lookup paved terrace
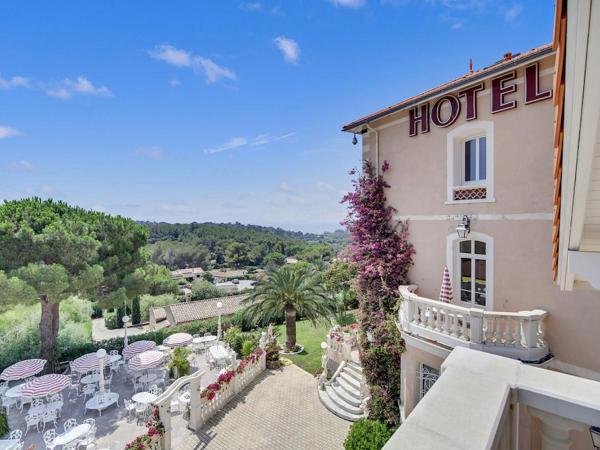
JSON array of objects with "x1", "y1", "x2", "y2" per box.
[{"x1": 174, "y1": 364, "x2": 350, "y2": 450}]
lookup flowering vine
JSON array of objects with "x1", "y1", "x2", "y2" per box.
[
  {"x1": 341, "y1": 161, "x2": 414, "y2": 425},
  {"x1": 125, "y1": 406, "x2": 165, "y2": 450}
]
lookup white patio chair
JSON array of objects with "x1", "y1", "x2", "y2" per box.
[
  {"x1": 0, "y1": 380, "x2": 8, "y2": 396},
  {"x1": 63, "y1": 417, "x2": 78, "y2": 433},
  {"x1": 134, "y1": 402, "x2": 148, "y2": 424},
  {"x1": 40, "y1": 409, "x2": 58, "y2": 432},
  {"x1": 148, "y1": 384, "x2": 162, "y2": 396},
  {"x1": 131, "y1": 377, "x2": 142, "y2": 393},
  {"x1": 30, "y1": 397, "x2": 44, "y2": 410},
  {"x1": 13, "y1": 442, "x2": 24, "y2": 450},
  {"x1": 19, "y1": 396, "x2": 32, "y2": 413},
  {"x1": 123, "y1": 399, "x2": 136, "y2": 422},
  {"x1": 43, "y1": 429, "x2": 57, "y2": 450},
  {"x1": 105, "y1": 373, "x2": 113, "y2": 391},
  {"x1": 9, "y1": 429, "x2": 23, "y2": 441},
  {"x1": 63, "y1": 442, "x2": 78, "y2": 450},
  {"x1": 82, "y1": 383, "x2": 96, "y2": 399},
  {"x1": 24, "y1": 412, "x2": 41, "y2": 435},
  {"x1": 1, "y1": 393, "x2": 18, "y2": 414},
  {"x1": 83, "y1": 418, "x2": 96, "y2": 431},
  {"x1": 77, "y1": 426, "x2": 97, "y2": 449}
]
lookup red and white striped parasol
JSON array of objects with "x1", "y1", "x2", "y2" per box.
[
  {"x1": 128, "y1": 350, "x2": 164, "y2": 370},
  {"x1": 71, "y1": 352, "x2": 110, "y2": 373},
  {"x1": 439, "y1": 266, "x2": 453, "y2": 303},
  {"x1": 21, "y1": 374, "x2": 70, "y2": 398},
  {"x1": 163, "y1": 333, "x2": 192, "y2": 348},
  {"x1": 0, "y1": 359, "x2": 46, "y2": 381},
  {"x1": 123, "y1": 340, "x2": 157, "y2": 360}
]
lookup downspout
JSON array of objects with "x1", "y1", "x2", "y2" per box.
[{"x1": 366, "y1": 124, "x2": 379, "y2": 176}]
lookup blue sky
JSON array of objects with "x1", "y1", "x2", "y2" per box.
[{"x1": 0, "y1": 0, "x2": 553, "y2": 232}]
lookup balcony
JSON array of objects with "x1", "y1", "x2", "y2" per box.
[{"x1": 398, "y1": 286, "x2": 550, "y2": 363}]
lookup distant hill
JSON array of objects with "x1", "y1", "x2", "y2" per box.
[{"x1": 139, "y1": 221, "x2": 349, "y2": 270}]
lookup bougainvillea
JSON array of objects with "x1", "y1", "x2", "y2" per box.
[
  {"x1": 341, "y1": 161, "x2": 414, "y2": 425},
  {"x1": 125, "y1": 406, "x2": 165, "y2": 449}
]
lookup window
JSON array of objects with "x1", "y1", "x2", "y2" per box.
[
  {"x1": 447, "y1": 232, "x2": 494, "y2": 310},
  {"x1": 459, "y1": 239, "x2": 487, "y2": 307},
  {"x1": 463, "y1": 136, "x2": 486, "y2": 184},
  {"x1": 419, "y1": 364, "x2": 439, "y2": 401},
  {"x1": 446, "y1": 121, "x2": 494, "y2": 203}
]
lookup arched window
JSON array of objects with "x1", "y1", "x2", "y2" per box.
[{"x1": 446, "y1": 232, "x2": 494, "y2": 309}]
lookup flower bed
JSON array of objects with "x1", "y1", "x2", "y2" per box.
[{"x1": 125, "y1": 406, "x2": 165, "y2": 450}]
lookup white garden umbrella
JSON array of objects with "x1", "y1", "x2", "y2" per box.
[
  {"x1": 122, "y1": 340, "x2": 157, "y2": 360},
  {"x1": 71, "y1": 352, "x2": 110, "y2": 373},
  {"x1": 439, "y1": 266, "x2": 453, "y2": 303},
  {"x1": 21, "y1": 374, "x2": 70, "y2": 398},
  {"x1": 163, "y1": 333, "x2": 192, "y2": 348},
  {"x1": 128, "y1": 350, "x2": 164, "y2": 370},
  {"x1": 0, "y1": 359, "x2": 46, "y2": 381}
]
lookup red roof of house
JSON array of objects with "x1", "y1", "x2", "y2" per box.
[{"x1": 342, "y1": 44, "x2": 554, "y2": 132}]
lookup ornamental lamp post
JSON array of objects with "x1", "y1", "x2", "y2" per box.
[
  {"x1": 456, "y1": 215, "x2": 471, "y2": 239},
  {"x1": 122, "y1": 315, "x2": 130, "y2": 348},
  {"x1": 217, "y1": 301, "x2": 223, "y2": 340},
  {"x1": 96, "y1": 348, "x2": 107, "y2": 395}
]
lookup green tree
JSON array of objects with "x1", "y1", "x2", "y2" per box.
[
  {"x1": 263, "y1": 252, "x2": 286, "y2": 269},
  {"x1": 242, "y1": 267, "x2": 333, "y2": 351},
  {"x1": 0, "y1": 198, "x2": 147, "y2": 363},
  {"x1": 191, "y1": 279, "x2": 224, "y2": 301},
  {"x1": 322, "y1": 261, "x2": 358, "y2": 323},
  {"x1": 131, "y1": 297, "x2": 141, "y2": 325},
  {"x1": 225, "y1": 242, "x2": 250, "y2": 268}
]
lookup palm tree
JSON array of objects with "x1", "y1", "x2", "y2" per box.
[{"x1": 242, "y1": 266, "x2": 333, "y2": 351}]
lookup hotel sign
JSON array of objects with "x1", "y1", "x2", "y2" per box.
[{"x1": 408, "y1": 62, "x2": 552, "y2": 136}]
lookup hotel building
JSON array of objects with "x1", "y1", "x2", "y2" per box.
[{"x1": 342, "y1": 1, "x2": 600, "y2": 448}]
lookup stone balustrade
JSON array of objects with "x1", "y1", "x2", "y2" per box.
[
  {"x1": 196, "y1": 351, "x2": 266, "y2": 428},
  {"x1": 398, "y1": 286, "x2": 549, "y2": 362}
]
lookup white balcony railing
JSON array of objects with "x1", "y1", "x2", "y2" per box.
[{"x1": 398, "y1": 286, "x2": 549, "y2": 362}]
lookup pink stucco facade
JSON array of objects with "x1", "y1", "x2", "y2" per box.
[{"x1": 358, "y1": 52, "x2": 600, "y2": 382}]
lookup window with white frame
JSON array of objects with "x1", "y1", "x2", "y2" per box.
[
  {"x1": 447, "y1": 232, "x2": 494, "y2": 310},
  {"x1": 458, "y1": 239, "x2": 488, "y2": 307},
  {"x1": 446, "y1": 121, "x2": 494, "y2": 203},
  {"x1": 419, "y1": 364, "x2": 439, "y2": 401}
]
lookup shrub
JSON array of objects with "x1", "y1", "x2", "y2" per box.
[
  {"x1": 344, "y1": 419, "x2": 395, "y2": 450},
  {"x1": 224, "y1": 326, "x2": 244, "y2": 354},
  {"x1": 139, "y1": 294, "x2": 178, "y2": 322},
  {"x1": 240, "y1": 340, "x2": 257, "y2": 357},
  {"x1": 265, "y1": 342, "x2": 280, "y2": 362},
  {"x1": 168, "y1": 347, "x2": 191, "y2": 379},
  {"x1": 0, "y1": 411, "x2": 8, "y2": 436},
  {"x1": 104, "y1": 312, "x2": 118, "y2": 330},
  {"x1": 131, "y1": 297, "x2": 141, "y2": 325},
  {"x1": 191, "y1": 280, "x2": 224, "y2": 301}
]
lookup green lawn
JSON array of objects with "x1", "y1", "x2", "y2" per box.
[{"x1": 275, "y1": 320, "x2": 330, "y2": 375}]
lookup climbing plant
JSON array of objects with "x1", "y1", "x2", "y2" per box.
[{"x1": 341, "y1": 161, "x2": 414, "y2": 426}]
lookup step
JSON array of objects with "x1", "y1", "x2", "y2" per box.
[
  {"x1": 325, "y1": 385, "x2": 363, "y2": 415},
  {"x1": 343, "y1": 365, "x2": 364, "y2": 382},
  {"x1": 318, "y1": 388, "x2": 364, "y2": 422},
  {"x1": 334, "y1": 377, "x2": 361, "y2": 400},
  {"x1": 339, "y1": 371, "x2": 361, "y2": 390},
  {"x1": 347, "y1": 361, "x2": 363, "y2": 373}
]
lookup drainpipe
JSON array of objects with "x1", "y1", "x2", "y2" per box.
[{"x1": 366, "y1": 124, "x2": 379, "y2": 176}]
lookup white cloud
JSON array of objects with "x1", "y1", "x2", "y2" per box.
[
  {"x1": 0, "y1": 75, "x2": 30, "y2": 90},
  {"x1": 329, "y1": 0, "x2": 365, "y2": 8},
  {"x1": 503, "y1": 3, "x2": 523, "y2": 22},
  {"x1": 0, "y1": 125, "x2": 21, "y2": 139},
  {"x1": 169, "y1": 79, "x2": 182, "y2": 87},
  {"x1": 148, "y1": 44, "x2": 192, "y2": 67},
  {"x1": 274, "y1": 37, "x2": 300, "y2": 64},
  {"x1": 204, "y1": 132, "x2": 296, "y2": 155},
  {"x1": 134, "y1": 147, "x2": 167, "y2": 160},
  {"x1": 149, "y1": 44, "x2": 237, "y2": 84},
  {"x1": 46, "y1": 77, "x2": 111, "y2": 100},
  {"x1": 8, "y1": 160, "x2": 36, "y2": 172},
  {"x1": 239, "y1": 2, "x2": 262, "y2": 11},
  {"x1": 194, "y1": 57, "x2": 237, "y2": 84}
]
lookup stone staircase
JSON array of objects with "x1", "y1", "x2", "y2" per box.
[{"x1": 318, "y1": 361, "x2": 366, "y2": 422}]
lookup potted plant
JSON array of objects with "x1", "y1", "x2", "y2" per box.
[
  {"x1": 168, "y1": 347, "x2": 191, "y2": 380},
  {"x1": 265, "y1": 342, "x2": 281, "y2": 370}
]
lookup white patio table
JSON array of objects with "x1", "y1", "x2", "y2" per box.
[
  {"x1": 156, "y1": 345, "x2": 170, "y2": 352},
  {"x1": 53, "y1": 423, "x2": 91, "y2": 446},
  {"x1": 109, "y1": 354, "x2": 122, "y2": 364},
  {"x1": 80, "y1": 373, "x2": 101, "y2": 385},
  {"x1": 132, "y1": 392, "x2": 157, "y2": 405},
  {"x1": 0, "y1": 440, "x2": 19, "y2": 450},
  {"x1": 4, "y1": 384, "x2": 24, "y2": 399},
  {"x1": 85, "y1": 392, "x2": 119, "y2": 416},
  {"x1": 208, "y1": 345, "x2": 229, "y2": 361},
  {"x1": 192, "y1": 336, "x2": 217, "y2": 345}
]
